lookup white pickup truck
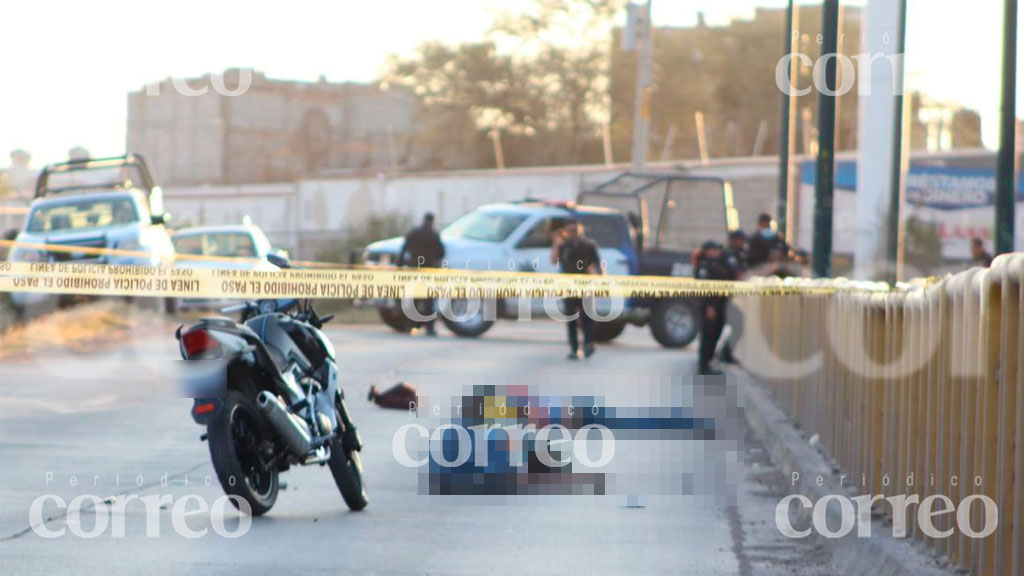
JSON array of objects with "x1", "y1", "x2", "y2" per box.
[
  {"x1": 7, "y1": 155, "x2": 176, "y2": 316},
  {"x1": 362, "y1": 200, "x2": 639, "y2": 341},
  {"x1": 363, "y1": 173, "x2": 738, "y2": 348}
]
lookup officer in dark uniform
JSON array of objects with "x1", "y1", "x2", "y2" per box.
[
  {"x1": 551, "y1": 219, "x2": 602, "y2": 359},
  {"x1": 748, "y1": 213, "x2": 781, "y2": 268},
  {"x1": 695, "y1": 240, "x2": 738, "y2": 375},
  {"x1": 725, "y1": 230, "x2": 749, "y2": 273},
  {"x1": 720, "y1": 231, "x2": 748, "y2": 364},
  {"x1": 399, "y1": 212, "x2": 446, "y2": 336}
]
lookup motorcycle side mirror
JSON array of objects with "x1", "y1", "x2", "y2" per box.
[{"x1": 267, "y1": 252, "x2": 291, "y2": 269}]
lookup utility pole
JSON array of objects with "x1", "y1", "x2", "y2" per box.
[
  {"x1": 886, "y1": 0, "x2": 908, "y2": 282},
  {"x1": 777, "y1": 0, "x2": 799, "y2": 242},
  {"x1": 602, "y1": 118, "x2": 615, "y2": 166},
  {"x1": 489, "y1": 130, "x2": 505, "y2": 171},
  {"x1": 626, "y1": 1, "x2": 653, "y2": 172},
  {"x1": 996, "y1": 0, "x2": 1018, "y2": 255},
  {"x1": 695, "y1": 111, "x2": 709, "y2": 165},
  {"x1": 812, "y1": 0, "x2": 840, "y2": 278}
]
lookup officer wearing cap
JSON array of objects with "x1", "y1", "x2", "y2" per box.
[
  {"x1": 725, "y1": 230, "x2": 749, "y2": 273},
  {"x1": 551, "y1": 218, "x2": 602, "y2": 360},
  {"x1": 695, "y1": 240, "x2": 738, "y2": 375}
]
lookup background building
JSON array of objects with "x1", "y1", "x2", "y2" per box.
[{"x1": 127, "y1": 69, "x2": 419, "y2": 186}]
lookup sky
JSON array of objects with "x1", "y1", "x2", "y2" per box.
[{"x1": 0, "y1": 0, "x2": 1014, "y2": 167}]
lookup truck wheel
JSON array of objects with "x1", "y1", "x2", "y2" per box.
[
  {"x1": 649, "y1": 299, "x2": 698, "y2": 349},
  {"x1": 378, "y1": 305, "x2": 413, "y2": 333},
  {"x1": 441, "y1": 299, "x2": 494, "y2": 338},
  {"x1": 594, "y1": 319, "x2": 627, "y2": 343}
]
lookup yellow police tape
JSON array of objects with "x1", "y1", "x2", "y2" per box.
[
  {"x1": 0, "y1": 238, "x2": 868, "y2": 299},
  {"x1": 0, "y1": 239, "x2": 339, "y2": 269},
  {"x1": 0, "y1": 260, "x2": 844, "y2": 300}
]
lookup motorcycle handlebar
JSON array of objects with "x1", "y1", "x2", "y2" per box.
[{"x1": 220, "y1": 299, "x2": 329, "y2": 326}]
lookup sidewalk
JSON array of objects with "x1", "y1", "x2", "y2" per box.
[{"x1": 733, "y1": 367, "x2": 956, "y2": 576}]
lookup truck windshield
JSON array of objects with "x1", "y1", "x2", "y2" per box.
[
  {"x1": 443, "y1": 211, "x2": 528, "y2": 243},
  {"x1": 27, "y1": 198, "x2": 139, "y2": 233}
]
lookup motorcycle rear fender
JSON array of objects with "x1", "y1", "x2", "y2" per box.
[
  {"x1": 190, "y1": 397, "x2": 224, "y2": 425},
  {"x1": 178, "y1": 319, "x2": 291, "y2": 421},
  {"x1": 182, "y1": 319, "x2": 286, "y2": 374}
]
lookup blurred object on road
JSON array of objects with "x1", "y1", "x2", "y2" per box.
[{"x1": 368, "y1": 382, "x2": 418, "y2": 411}]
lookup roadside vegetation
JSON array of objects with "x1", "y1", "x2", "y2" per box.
[
  {"x1": 313, "y1": 212, "x2": 411, "y2": 316},
  {"x1": 0, "y1": 300, "x2": 152, "y2": 359}
]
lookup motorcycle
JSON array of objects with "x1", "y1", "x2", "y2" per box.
[{"x1": 175, "y1": 262, "x2": 367, "y2": 515}]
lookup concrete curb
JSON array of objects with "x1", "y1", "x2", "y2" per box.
[{"x1": 734, "y1": 368, "x2": 958, "y2": 576}]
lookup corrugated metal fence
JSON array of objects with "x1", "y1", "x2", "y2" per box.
[{"x1": 735, "y1": 254, "x2": 1022, "y2": 576}]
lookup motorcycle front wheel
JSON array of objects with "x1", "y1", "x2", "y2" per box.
[
  {"x1": 207, "y1": 390, "x2": 279, "y2": 516},
  {"x1": 328, "y1": 408, "x2": 368, "y2": 511}
]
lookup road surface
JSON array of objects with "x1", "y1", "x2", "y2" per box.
[{"x1": 0, "y1": 313, "x2": 833, "y2": 575}]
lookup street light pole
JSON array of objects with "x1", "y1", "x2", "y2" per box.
[
  {"x1": 996, "y1": 0, "x2": 1018, "y2": 255},
  {"x1": 886, "y1": 0, "x2": 909, "y2": 282},
  {"x1": 631, "y1": 1, "x2": 653, "y2": 172},
  {"x1": 812, "y1": 0, "x2": 840, "y2": 278},
  {"x1": 777, "y1": 0, "x2": 799, "y2": 242}
]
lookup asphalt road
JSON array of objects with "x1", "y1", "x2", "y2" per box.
[{"x1": 0, "y1": 313, "x2": 833, "y2": 575}]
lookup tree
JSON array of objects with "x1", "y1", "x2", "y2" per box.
[
  {"x1": 491, "y1": 0, "x2": 625, "y2": 163},
  {"x1": 386, "y1": 42, "x2": 530, "y2": 169},
  {"x1": 388, "y1": 2, "x2": 868, "y2": 170},
  {"x1": 385, "y1": 0, "x2": 625, "y2": 169},
  {"x1": 610, "y1": 5, "x2": 862, "y2": 163},
  {"x1": 903, "y1": 216, "x2": 944, "y2": 276}
]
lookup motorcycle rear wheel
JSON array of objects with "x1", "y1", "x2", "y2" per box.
[{"x1": 207, "y1": 390, "x2": 279, "y2": 516}]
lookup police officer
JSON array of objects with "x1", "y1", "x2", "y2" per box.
[
  {"x1": 399, "y1": 212, "x2": 446, "y2": 336},
  {"x1": 725, "y1": 230, "x2": 749, "y2": 273},
  {"x1": 969, "y1": 237, "x2": 993, "y2": 268},
  {"x1": 695, "y1": 240, "x2": 738, "y2": 375},
  {"x1": 720, "y1": 231, "x2": 748, "y2": 364},
  {"x1": 551, "y1": 219, "x2": 602, "y2": 360},
  {"x1": 748, "y1": 213, "x2": 781, "y2": 268}
]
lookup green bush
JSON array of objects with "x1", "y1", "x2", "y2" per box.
[
  {"x1": 314, "y1": 212, "x2": 412, "y2": 265},
  {"x1": 312, "y1": 212, "x2": 412, "y2": 314}
]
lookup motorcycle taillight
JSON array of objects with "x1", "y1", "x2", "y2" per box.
[{"x1": 182, "y1": 329, "x2": 221, "y2": 358}]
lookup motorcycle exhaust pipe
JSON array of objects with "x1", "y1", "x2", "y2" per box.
[{"x1": 257, "y1": 391, "x2": 312, "y2": 456}]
